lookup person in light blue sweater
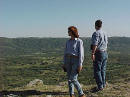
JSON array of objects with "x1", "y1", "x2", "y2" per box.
[
  {"x1": 91, "y1": 20, "x2": 108, "y2": 91},
  {"x1": 62, "y1": 26, "x2": 85, "y2": 97}
]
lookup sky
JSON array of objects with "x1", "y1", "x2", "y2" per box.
[{"x1": 0, "y1": 0, "x2": 130, "y2": 38}]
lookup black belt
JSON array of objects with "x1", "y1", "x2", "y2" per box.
[
  {"x1": 96, "y1": 49, "x2": 106, "y2": 52},
  {"x1": 65, "y1": 54, "x2": 79, "y2": 58}
]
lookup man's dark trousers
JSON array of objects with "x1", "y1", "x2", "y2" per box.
[{"x1": 93, "y1": 51, "x2": 108, "y2": 89}]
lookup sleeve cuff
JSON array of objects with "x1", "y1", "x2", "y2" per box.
[
  {"x1": 78, "y1": 63, "x2": 82, "y2": 66},
  {"x1": 92, "y1": 42, "x2": 98, "y2": 46}
]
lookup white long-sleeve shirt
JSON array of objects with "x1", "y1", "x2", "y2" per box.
[{"x1": 64, "y1": 38, "x2": 84, "y2": 66}]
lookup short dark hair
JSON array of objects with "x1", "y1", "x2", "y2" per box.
[
  {"x1": 68, "y1": 26, "x2": 79, "y2": 38},
  {"x1": 95, "y1": 20, "x2": 102, "y2": 27}
]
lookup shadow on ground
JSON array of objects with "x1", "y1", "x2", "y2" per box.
[{"x1": 0, "y1": 90, "x2": 69, "y2": 96}]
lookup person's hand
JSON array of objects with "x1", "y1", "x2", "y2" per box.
[
  {"x1": 77, "y1": 65, "x2": 82, "y2": 73},
  {"x1": 91, "y1": 54, "x2": 95, "y2": 61},
  {"x1": 62, "y1": 64, "x2": 67, "y2": 72},
  {"x1": 62, "y1": 64, "x2": 65, "y2": 68}
]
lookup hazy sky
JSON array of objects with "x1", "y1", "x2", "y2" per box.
[{"x1": 0, "y1": 0, "x2": 130, "y2": 38}]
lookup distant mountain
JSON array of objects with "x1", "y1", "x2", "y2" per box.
[{"x1": 0, "y1": 37, "x2": 130, "y2": 57}]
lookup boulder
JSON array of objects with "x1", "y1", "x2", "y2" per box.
[
  {"x1": 26, "y1": 79, "x2": 43, "y2": 87},
  {"x1": 59, "y1": 81, "x2": 68, "y2": 86}
]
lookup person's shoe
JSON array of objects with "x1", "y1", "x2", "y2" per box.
[
  {"x1": 70, "y1": 94, "x2": 75, "y2": 97},
  {"x1": 103, "y1": 85, "x2": 106, "y2": 88},
  {"x1": 98, "y1": 87, "x2": 104, "y2": 91},
  {"x1": 79, "y1": 94, "x2": 85, "y2": 97},
  {"x1": 103, "y1": 82, "x2": 108, "y2": 88}
]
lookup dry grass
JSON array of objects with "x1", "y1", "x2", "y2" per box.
[{"x1": 2, "y1": 80, "x2": 130, "y2": 97}]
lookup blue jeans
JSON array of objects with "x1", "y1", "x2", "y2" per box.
[
  {"x1": 65, "y1": 56, "x2": 84, "y2": 96},
  {"x1": 93, "y1": 51, "x2": 108, "y2": 89}
]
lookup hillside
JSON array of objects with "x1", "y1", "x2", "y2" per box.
[
  {"x1": 0, "y1": 37, "x2": 130, "y2": 56},
  {"x1": 0, "y1": 37, "x2": 130, "y2": 97}
]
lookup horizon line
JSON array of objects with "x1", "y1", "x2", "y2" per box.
[{"x1": 0, "y1": 36, "x2": 130, "y2": 39}]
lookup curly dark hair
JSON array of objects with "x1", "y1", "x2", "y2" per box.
[{"x1": 68, "y1": 26, "x2": 79, "y2": 38}]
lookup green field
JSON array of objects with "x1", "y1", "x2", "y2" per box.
[{"x1": 0, "y1": 37, "x2": 130, "y2": 97}]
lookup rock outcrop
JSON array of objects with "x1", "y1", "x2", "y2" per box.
[{"x1": 26, "y1": 79, "x2": 43, "y2": 87}]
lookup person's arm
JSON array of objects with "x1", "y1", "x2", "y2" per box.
[
  {"x1": 77, "y1": 40, "x2": 84, "y2": 73},
  {"x1": 62, "y1": 42, "x2": 67, "y2": 72},
  {"x1": 91, "y1": 45, "x2": 97, "y2": 61},
  {"x1": 91, "y1": 32, "x2": 99, "y2": 61}
]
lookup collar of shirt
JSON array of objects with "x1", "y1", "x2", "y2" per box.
[
  {"x1": 96, "y1": 29, "x2": 102, "y2": 33},
  {"x1": 75, "y1": 38, "x2": 78, "y2": 40},
  {"x1": 69, "y1": 38, "x2": 78, "y2": 41}
]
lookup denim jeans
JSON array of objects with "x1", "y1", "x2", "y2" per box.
[
  {"x1": 65, "y1": 56, "x2": 84, "y2": 96},
  {"x1": 93, "y1": 51, "x2": 108, "y2": 89}
]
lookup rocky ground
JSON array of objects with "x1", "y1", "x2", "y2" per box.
[{"x1": 1, "y1": 79, "x2": 130, "y2": 97}]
